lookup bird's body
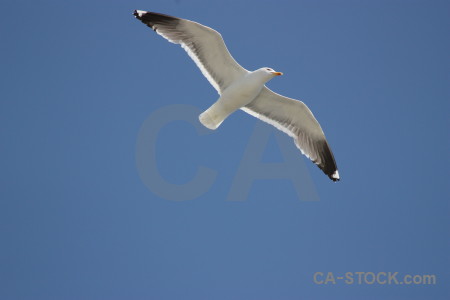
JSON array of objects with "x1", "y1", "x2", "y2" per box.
[
  {"x1": 200, "y1": 69, "x2": 277, "y2": 129},
  {"x1": 133, "y1": 10, "x2": 340, "y2": 181}
]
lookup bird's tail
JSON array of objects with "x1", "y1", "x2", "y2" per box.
[
  {"x1": 199, "y1": 104, "x2": 227, "y2": 130},
  {"x1": 199, "y1": 110, "x2": 221, "y2": 130}
]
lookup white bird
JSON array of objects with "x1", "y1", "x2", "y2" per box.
[{"x1": 133, "y1": 10, "x2": 340, "y2": 181}]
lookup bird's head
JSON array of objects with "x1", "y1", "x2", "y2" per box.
[
  {"x1": 260, "y1": 67, "x2": 283, "y2": 77},
  {"x1": 250, "y1": 67, "x2": 283, "y2": 84}
]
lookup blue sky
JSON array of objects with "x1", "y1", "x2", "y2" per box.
[{"x1": 1, "y1": 0, "x2": 449, "y2": 299}]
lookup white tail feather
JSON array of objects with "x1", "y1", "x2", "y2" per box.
[
  {"x1": 199, "y1": 103, "x2": 230, "y2": 130},
  {"x1": 199, "y1": 111, "x2": 220, "y2": 130}
]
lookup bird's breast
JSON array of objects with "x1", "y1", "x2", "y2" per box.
[{"x1": 221, "y1": 78, "x2": 264, "y2": 108}]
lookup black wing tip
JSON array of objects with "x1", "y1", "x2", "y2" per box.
[
  {"x1": 329, "y1": 170, "x2": 340, "y2": 182},
  {"x1": 315, "y1": 140, "x2": 340, "y2": 182},
  {"x1": 133, "y1": 9, "x2": 144, "y2": 19},
  {"x1": 322, "y1": 166, "x2": 339, "y2": 182},
  {"x1": 133, "y1": 10, "x2": 180, "y2": 23}
]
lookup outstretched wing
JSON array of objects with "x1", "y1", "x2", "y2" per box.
[
  {"x1": 133, "y1": 10, "x2": 248, "y2": 94},
  {"x1": 242, "y1": 87, "x2": 340, "y2": 181}
]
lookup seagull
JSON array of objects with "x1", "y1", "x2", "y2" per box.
[{"x1": 133, "y1": 10, "x2": 340, "y2": 181}]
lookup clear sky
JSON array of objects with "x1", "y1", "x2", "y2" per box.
[{"x1": 1, "y1": 0, "x2": 449, "y2": 299}]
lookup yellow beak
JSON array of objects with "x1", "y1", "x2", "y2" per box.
[{"x1": 272, "y1": 72, "x2": 283, "y2": 76}]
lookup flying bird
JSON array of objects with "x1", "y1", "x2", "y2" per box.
[{"x1": 133, "y1": 10, "x2": 340, "y2": 181}]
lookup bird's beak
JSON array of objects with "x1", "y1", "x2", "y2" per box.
[{"x1": 272, "y1": 71, "x2": 283, "y2": 76}]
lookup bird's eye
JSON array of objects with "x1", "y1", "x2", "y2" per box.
[{"x1": 266, "y1": 68, "x2": 271, "y2": 71}]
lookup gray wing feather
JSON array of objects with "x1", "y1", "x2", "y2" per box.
[
  {"x1": 134, "y1": 10, "x2": 248, "y2": 94},
  {"x1": 242, "y1": 87, "x2": 340, "y2": 181}
]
